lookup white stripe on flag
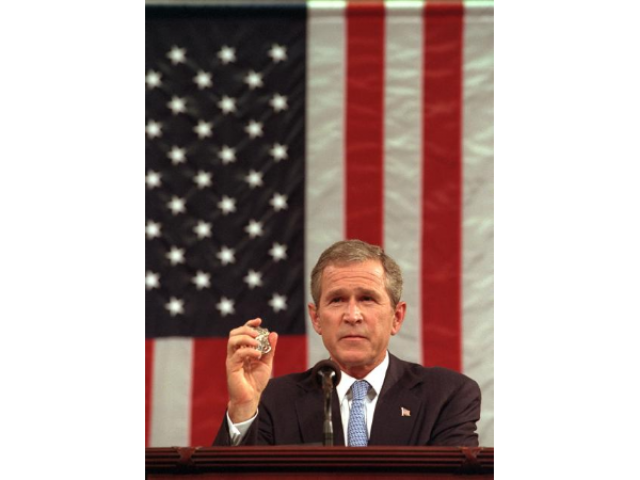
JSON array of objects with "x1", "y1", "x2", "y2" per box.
[
  {"x1": 462, "y1": 2, "x2": 494, "y2": 447},
  {"x1": 306, "y1": 1, "x2": 347, "y2": 366},
  {"x1": 384, "y1": 0, "x2": 425, "y2": 365},
  {"x1": 149, "y1": 338, "x2": 193, "y2": 446}
]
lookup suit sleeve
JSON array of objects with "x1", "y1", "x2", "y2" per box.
[
  {"x1": 213, "y1": 402, "x2": 275, "y2": 447},
  {"x1": 428, "y1": 376, "x2": 481, "y2": 447},
  {"x1": 212, "y1": 411, "x2": 260, "y2": 446}
]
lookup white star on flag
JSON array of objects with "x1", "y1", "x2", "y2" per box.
[
  {"x1": 245, "y1": 120, "x2": 263, "y2": 139},
  {"x1": 269, "y1": 293, "x2": 287, "y2": 312},
  {"x1": 146, "y1": 120, "x2": 162, "y2": 138},
  {"x1": 166, "y1": 297, "x2": 184, "y2": 316},
  {"x1": 194, "y1": 221, "x2": 212, "y2": 239},
  {"x1": 146, "y1": 271, "x2": 160, "y2": 290},
  {"x1": 219, "y1": 146, "x2": 236, "y2": 164},
  {"x1": 245, "y1": 219, "x2": 264, "y2": 238},
  {"x1": 217, "y1": 246, "x2": 236, "y2": 265},
  {"x1": 167, "y1": 146, "x2": 187, "y2": 165},
  {"x1": 193, "y1": 171, "x2": 212, "y2": 188},
  {"x1": 166, "y1": 246, "x2": 185, "y2": 265},
  {"x1": 145, "y1": 171, "x2": 162, "y2": 189},
  {"x1": 245, "y1": 170, "x2": 264, "y2": 189},
  {"x1": 244, "y1": 270, "x2": 263, "y2": 289},
  {"x1": 194, "y1": 121, "x2": 213, "y2": 139},
  {"x1": 269, "y1": 94, "x2": 288, "y2": 112},
  {"x1": 268, "y1": 44, "x2": 287, "y2": 63},
  {"x1": 192, "y1": 271, "x2": 211, "y2": 290},
  {"x1": 244, "y1": 70, "x2": 263, "y2": 90},
  {"x1": 167, "y1": 46, "x2": 186, "y2": 65},
  {"x1": 269, "y1": 193, "x2": 288, "y2": 212},
  {"x1": 216, "y1": 297, "x2": 235, "y2": 316},
  {"x1": 218, "y1": 196, "x2": 236, "y2": 215},
  {"x1": 167, "y1": 96, "x2": 187, "y2": 115},
  {"x1": 146, "y1": 220, "x2": 162, "y2": 239},
  {"x1": 167, "y1": 196, "x2": 186, "y2": 215},
  {"x1": 194, "y1": 70, "x2": 212, "y2": 89},
  {"x1": 269, "y1": 143, "x2": 288, "y2": 161},
  {"x1": 145, "y1": 70, "x2": 162, "y2": 89},
  {"x1": 269, "y1": 243, "x2": 287, "y2": 262},
  {"x1": 217, "y1": 45, "x2": 236, "y2": 64},
  {"x1": 218, "y1": 96, "x2": 236, "y2": 114}
]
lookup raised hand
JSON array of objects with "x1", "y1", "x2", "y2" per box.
[{"x1": 225, "y1": 318, "x2": 278, "y2": 423}]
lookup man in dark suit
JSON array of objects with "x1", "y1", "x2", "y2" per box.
[{"x1": 214, "y1": 240, "x2": 481, "y2": 447}]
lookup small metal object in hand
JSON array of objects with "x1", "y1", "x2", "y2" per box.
[{"x1": 252, "y1": 326, "x2": 271, "y2": 354}]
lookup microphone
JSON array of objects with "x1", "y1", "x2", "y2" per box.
[
  {"x1": 311, "y1": 360, "x2": 341, "y2": 446},
  {"x1": 312, "y1": 359, "x2": 342, "y2": 389}
]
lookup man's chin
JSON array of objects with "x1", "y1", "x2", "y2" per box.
[{"x1": 332, "y1": 351, "x2": 370, "y2": 370}]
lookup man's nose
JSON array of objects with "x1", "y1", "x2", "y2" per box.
[{"x1": 343, "y1": 299, "x2": 363, "y2": 323}]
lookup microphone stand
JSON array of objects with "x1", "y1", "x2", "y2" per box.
[
  {"x1": 313, "y1": 360, "x2": 341, "y2": 447},
  {"x1": 319, "y1": 370, "x2": 335, "y2": 446}
]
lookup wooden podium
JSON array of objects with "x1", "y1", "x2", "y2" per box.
[{"x1": 146, "y1": 446, "x2": 494, "y2": 479}]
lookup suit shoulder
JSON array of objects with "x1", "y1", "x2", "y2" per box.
[
  {"x1": 401, "y1": 361, "x2": 479, "y2": 392},
  {"x1": 420, "y1": 365, "x2": 476, "y2": 382}
]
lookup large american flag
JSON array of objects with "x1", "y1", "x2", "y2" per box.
[{"x1": 146, "y1": 0, "x2": 494, "y2": 448}]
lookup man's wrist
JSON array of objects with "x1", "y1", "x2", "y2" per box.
[{"x1": 227, "y1": 401, "x2": 258, "y2": 423}]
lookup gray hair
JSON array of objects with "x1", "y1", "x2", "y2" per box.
[{"x1": 310, "y1": 239, "x2": 403, "y2": 307}]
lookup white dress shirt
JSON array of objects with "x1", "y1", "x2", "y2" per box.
[
  {"x1": 227, "y1": 351, "x2": 390, "y2": 445},
  {"x1": 335, "y1": 351, "x2": 388, "y2": 442}
]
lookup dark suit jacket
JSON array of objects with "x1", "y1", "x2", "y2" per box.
[{"x1": 213, "y1": 353, "x2": 481, "y2": 447}]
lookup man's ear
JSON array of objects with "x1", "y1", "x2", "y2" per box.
[
  {"x1": 308, "y1": 303, "x2": 322, "y2": 335},
  {"x1": 390, "y1": 301, "x2": 407, "y2": 336}
]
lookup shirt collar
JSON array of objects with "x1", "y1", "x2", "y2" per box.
[{"x1": 335, "y1": 351, "x2": 389, "y2": 402}]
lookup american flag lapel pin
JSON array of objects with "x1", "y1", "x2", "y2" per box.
[{"x1": 401, "y1": 407, "x2": 411, "y2": 417}]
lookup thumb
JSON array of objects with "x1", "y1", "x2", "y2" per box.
[{"x1": 263, "y1": 332, "x2": 278, "y2": 366}]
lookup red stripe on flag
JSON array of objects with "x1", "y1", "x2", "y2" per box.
[
  {"x1": 190, "y1": 338, "x2": 229, "y2": 446},
  {"x1": 421, "y1": 2, "x2": 464, "y2": 371},
  {"x1": 272, "y1": 334, "x2": 308, "y2": 377},
  {"x1": 145, "y1": 339, "x2": 154, "y2": 447},
  {"x1": 345, "y1": 1, "x2": 385, "y2": 245}
]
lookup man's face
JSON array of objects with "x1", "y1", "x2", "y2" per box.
[{"x1": 308, "y1": 260, "x2": 406, "y2": 378}]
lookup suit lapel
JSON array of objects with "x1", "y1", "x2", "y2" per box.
[
  {"x1": 295, "y1": 375, "x2": 345, "y2": 446},
  {"x1": 368, "y1": 353, "x2": 423, "y2": 445}
]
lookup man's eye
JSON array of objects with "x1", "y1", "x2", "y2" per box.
[{"x1": 330, "y1": 298, "x2": 342, "y2": 303}]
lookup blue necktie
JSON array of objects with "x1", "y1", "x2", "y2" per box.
[{"x1": 347, "y1": 380, "x2": 370, "y2": 447}]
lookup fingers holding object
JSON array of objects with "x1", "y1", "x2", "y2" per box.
[
  {"x1": 227, "y1": 318, "x2": 276, "y2": 359},
  {"x1": 228, "y1": 331, "x2": 260, "y2": 354},
  {"x1": 229, "y1": 318, "x2": 263, "y2": 338}
]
